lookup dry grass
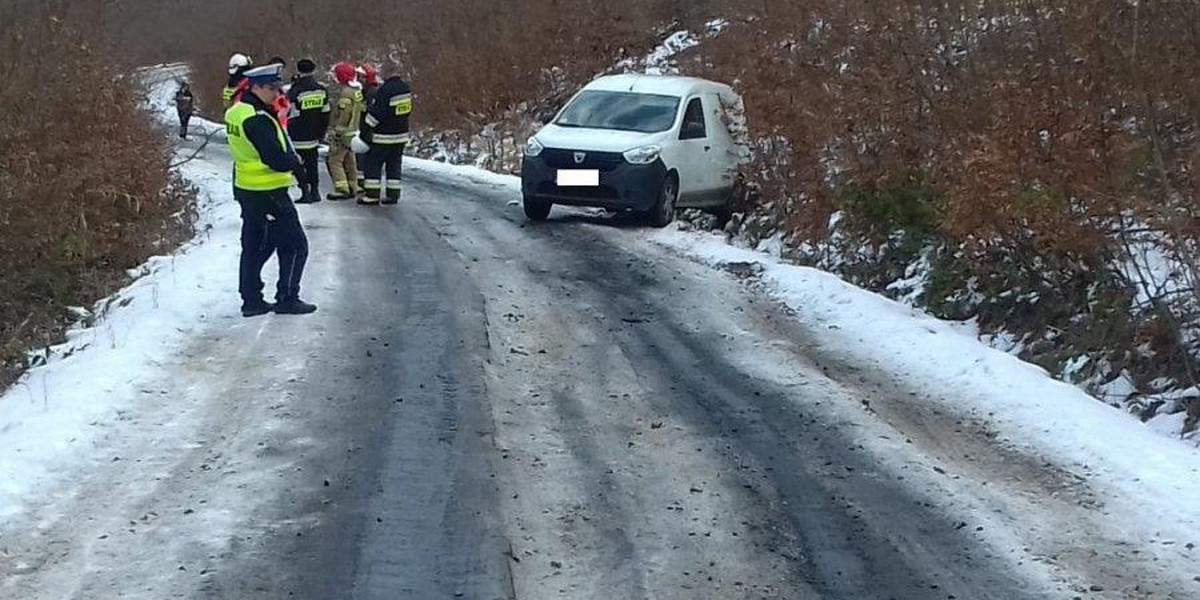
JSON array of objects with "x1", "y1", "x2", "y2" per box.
[
  {"x1": 679, "y1": 1, "x2": 1200, "y2": 411},
  {"x1": 0, "y1": 3, "x2": 191, "y2": 384}
]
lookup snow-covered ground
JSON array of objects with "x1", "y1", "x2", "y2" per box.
[
  {"x1": 651, "y1": 228, "x2": 1200, "y2": 522},
  {"x1": 0, "y1": 65, "x2": 240, "y2": 522},
  {"x1": 614, "y1": 19, "x2": 728, "y2": 75}
]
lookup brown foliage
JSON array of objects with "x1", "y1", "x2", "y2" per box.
[
  {"x1": 99, "y1": 0, "x2": 725, "y2": 128},
  {"x1": 0, "y1": 2, "x2": 189, "y2": 384},
  {"x1": 680, "y1": 1, "x2": 1200, "y2": 392},
  {"x1": 685, "y1": 2, "x2": 1199, "y2": 249}
]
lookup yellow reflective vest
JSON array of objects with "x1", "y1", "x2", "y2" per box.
[{"x1": 225, "y1": 103, "x2": 295, "y2": 191}]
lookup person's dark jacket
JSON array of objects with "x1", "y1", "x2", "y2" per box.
[
  {"x1": 175, "y1": 87, "x2": 195, "y2": 115},
  {"x1": 362, "y1": 76, "x2": 412, "y2": 145},
  {"x1": 286, "y1": 75, "x2": 331, "y2": 149},
  {"x1": 358, "y1": 81, "x2": 379, "y2": 131},
  {"x1": 241, "y1": 92, "x2": 301, "y2": 175}
]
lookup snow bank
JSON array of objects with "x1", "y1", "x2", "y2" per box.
[
  {"x1": 408, "y1": 156, "x2": 522, "y2": 191},
  {"x1": 0, "y1": 67, "x2": 241, "y2": 522},
  {"x1": 615, "y1": 19, "x2": 729, "y2": 75},
  {"x1": 651, "y1": 228, "x2": 1200, "y2": 538}
]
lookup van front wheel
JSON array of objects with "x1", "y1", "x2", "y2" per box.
[
  {"x1": 523, "y1": 195, "x2": 552, "y2": 221},
  {"x1": 647, "y1": 174, "x2": 678, "y2": 228}
]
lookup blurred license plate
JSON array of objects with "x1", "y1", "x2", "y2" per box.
[{"x1": 557, "y1": 170, "x2": 600, "y2": 187}]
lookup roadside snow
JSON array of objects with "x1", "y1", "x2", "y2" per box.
[
  {"x1": 616, "y1": 19, "x2": 729, "y2": 75},
  {"x1": 0, "y1": 65, "x2": 240, "y2": 522},
  {"x1": 413, "y1": 155, "x2": 1200, "y2": 575},
  {"x1": 411, "y1": 156, "x2": 522, "y2": 191},
  {"x1": 649, "y1": 228, "x2": 1200, "y2": 541}
]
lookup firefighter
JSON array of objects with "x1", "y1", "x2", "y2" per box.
[
  {"x1": 355, "y1": 63, "x2": 380, "y2": 192},
  {"x1": 287, "y1": 59, "x2": 330, "y2": 204},
  {"x1": 223, "y1": 53, "x2": 253, "y2": 110},
  {"x1": 325, "y1": 62, "x2": 364, "y2": 201},
  {"x1": 360, "y1": 71, "x2": 413, "y2": 205},
  {"x1": 224, "y1": 63, "x2": 317, "y2": 317},
  {"x1": 175, "y1": 81, "x2": 195, "y2": 139}
]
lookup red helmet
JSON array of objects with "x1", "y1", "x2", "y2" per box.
[
  {"x1": 360, "y1": 63, "x2": 379, "y2": 86},
  {"x1": 333, "y1": 62, "x2": 357, "y2": 85}
]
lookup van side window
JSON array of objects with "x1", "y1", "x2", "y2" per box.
[{"x1": 680, "y1": 98, "x2": 706, "y2": 140}]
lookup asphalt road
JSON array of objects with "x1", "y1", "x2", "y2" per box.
[{"x1": 4, "y1": 157, "x2": 1195, "y2": 599}]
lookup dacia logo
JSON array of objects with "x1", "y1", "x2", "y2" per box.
[{"x1": 573, "y1": 152, "x2": 586, "y2": 164}]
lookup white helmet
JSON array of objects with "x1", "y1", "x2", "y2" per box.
[{"x1": 228, "y1": 53, "x2": 252, "y2": 74}]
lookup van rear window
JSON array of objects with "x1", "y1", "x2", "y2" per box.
[{"x1": 556, "y1": 91, "x2": 681, "y2": 133}]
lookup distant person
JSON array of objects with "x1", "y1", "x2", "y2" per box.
[
  {"x1": 355, "y1": 63, "x2": 380, "y2": 192},
  {"x1": 224, "y1": 63, "x2": 317, "y2": 317},
  {"x1": 325, "y1": 62, "x2": 364, "y2": 200},
  {"x1": 223, "y1": 53, "x2": 253, "y2": 110},
  {"x1": 174, "y1": 82, "x2": 195, "y2": 139},
  {"x1": 360, "y1": 70, "x2": 413, "y2": 205},
  {"x1": 287, "y1": 58, "x2": 331, "y2": 204}
]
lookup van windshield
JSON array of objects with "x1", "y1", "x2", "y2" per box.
[{"x1": 555, "y1": 91, "x2": 681, "y2": 133}]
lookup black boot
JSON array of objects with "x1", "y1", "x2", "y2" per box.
[
  {"x1": 307, "y1": 186, "x2": 323, "y2": 204},
  {"x1": 274, "y1": 298, "x2": 318, "y2": 315},
  {"x1": 241, "y1": 299, "x2": 275, "y2": 318},
  {"x1": 295, "y1": 185, "x2": 314, "y2": 204}
]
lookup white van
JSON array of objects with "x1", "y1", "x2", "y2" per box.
[{"x1": 520, "y1": 74, "x2": 744, "y2": 226}]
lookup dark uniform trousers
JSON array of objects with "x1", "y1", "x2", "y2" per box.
[
  {"x1": 178, "y1": 111, "x2": 192, "y2": 138},
  {"x1": 296, "y1": 147, "x2": 321, "y2": 194},
  {"x1": 362, "y1": 144, "x2": 405, "y2": 201},
  {"x1": 355, "y1": 152, "x2": 366, "y2": 190},
  {"x1": 235, "y1": 187, "x2": 309, "y2": 303}
]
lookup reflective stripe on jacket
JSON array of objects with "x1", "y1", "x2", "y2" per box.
[
  {"x1": 287, "y1": 76, "x2": 331, "y2": 149},
  {"x1": 362, "y1": 77, "x2": 413, "y2": 146}
]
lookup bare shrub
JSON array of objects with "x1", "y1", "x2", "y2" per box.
[
  {"x1": 682, "y1": 1, "x2": 1200, "y2": 414},
  {"x1": 0, "y1": 2, "x2": 189, "y2": 384}
]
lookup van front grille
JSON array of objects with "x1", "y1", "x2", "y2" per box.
[{"x1": 541, "y1": 149, "x2": 625, "y2": 172}]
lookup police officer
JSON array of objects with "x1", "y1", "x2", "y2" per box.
[
  {"x1": 224, "y1": 64, "x2": 317, "y2": 316},
  {"x1": 287, "y1": 58, "x2": 330, "y2": 204},
  {"x1": 223, "y1": 53, "x2": 252, "y2": 110},
  {"x1": 360, "y1": 71, "x2": 412, "y2": 205},
  {"x1": 325, "y1": 62, "x2": 363, "y2": 200}
]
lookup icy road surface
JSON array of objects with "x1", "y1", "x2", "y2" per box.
[
  {"x1": 1, "y1": 157, "x2": 1196, "y2": 599},
  {"x1": 1, "y1": 66, "x2": 1199, "y2": 600}
]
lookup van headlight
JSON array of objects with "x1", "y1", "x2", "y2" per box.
[
  {"x1": 524, "y1": 137, "x2": 545, "y2": 157},
  {"x1": 623, "y1": 144, "x2": 661, "y2": 165}
]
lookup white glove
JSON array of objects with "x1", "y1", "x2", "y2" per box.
[{"x1": 350, "y1": 135, "x2": 370, "y2": 155}]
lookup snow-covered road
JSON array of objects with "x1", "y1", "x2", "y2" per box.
[{"x1": 1, "y1": 68, "x2": 1199, "y2": 599}]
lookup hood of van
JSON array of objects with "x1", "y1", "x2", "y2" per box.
[{"x1": 533, "y1": 124, "x2": 666, "y2": 153}]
